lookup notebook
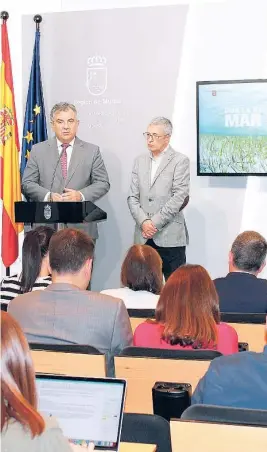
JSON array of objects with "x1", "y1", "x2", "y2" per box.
[{"x1": 36, "y1": 374, "x2": 126, "y2": 451}]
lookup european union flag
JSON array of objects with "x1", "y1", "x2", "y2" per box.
[{"x1": 21, "y1": 29, "x2": 47, "y2": 176}]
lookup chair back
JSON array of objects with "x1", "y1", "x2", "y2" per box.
[
  {"x1": 120, "y1": 346, "x2": 222, "y2": 360},
  {"x1": 221, "y1": 313, "x2": 266, "y2": 352},
  {"x1": 128, "y1": 309, "x2": 155, "y2": 332},
  {"x1": 30, "y1": 343, "x2": 102, "y2": 354},
  {"x1": 182, "y1": 404, "x2": 267, "y2": 427},
  {"x1": 30, "y1": 343, "x2": 106, "y2": 377},
  {"x1": 121, "y1": 413, "x2": 171, "y2": 452},
  {"x1": 221, "y1": 313, "x2": 266, "y2": 324},
  {"x1": 170, "y1": 419, "x2": 267, "y2": 452},
  {"x1": 127, "y1": 309, "x2": 156, "y2": 318},
  {"x1": 115, "y1": 348, "x2": 220, "y2": 413},
  {"x1": 129, "y1": 313, "x2": 266, "y2": 351}
]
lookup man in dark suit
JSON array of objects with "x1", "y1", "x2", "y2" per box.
[
  {"x1": 22, "y1": 102, "x2": 110, "y2": 240},
  {"x1": 214, "y1": 231, "x2": 267, "y2": 313},
  {"x1": 8, "y1": 229, "x2": 133, "y2": 375},
  {"x1": 192, "y1": 317, "x2": 267, "y2": 409}
]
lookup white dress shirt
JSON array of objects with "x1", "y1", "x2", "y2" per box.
[
  {"x1": 140, "y1": 146, "x2": 169, "y2": 226},
  {"x1": 44, "y1": 138, "x2": 84, "y2": 201},
  {"x1": 101, "y1": 287, "x2": 160, "y2": 309},
  {"x1": 56, "y1": 137, "x2": 75, "y2": 168},
  {"x1": 150, "y1": 146, "x2": 169, "y2": 184}
]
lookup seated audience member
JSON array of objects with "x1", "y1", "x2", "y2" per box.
[
  {"x1": 101, "y1": 244, "x2": 163, "y2": 308},
  {"x1": 133, "y1": 264, "x2": 238, "y2": 355},
  {"x1": 8, "y1": 229, "x2": 133, "y2": 376},
  {"x1": 214, "y1": 231, "x2": 267, "y2": 313},
  {"x1": 1, "y1": 311, "x2": 74, "y2": 451},
  {"x1": 192, "y1": 315, "x2": 267, "y2": 409},
  {"x1": 1, "y1": 226, "x2": 54, "y2": 304}
]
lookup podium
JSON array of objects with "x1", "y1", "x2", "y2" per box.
[{"x1": 15, "y1": 201, "x2": 107, "y2": 227}]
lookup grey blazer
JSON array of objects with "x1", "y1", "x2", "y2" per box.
[
  {"x1": 8, "y1": 283, "x2": 133, "y2": 376},
  {"x1": 127, "y1": 146, "x2": 190, "y2": 247},
  {"x1": 21, "y1": 137, "x2": 110, "y2": 239}
]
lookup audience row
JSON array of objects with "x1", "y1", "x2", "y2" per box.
[
  {"x1": 1, "y1": 227, "x2": 249, "y2": 363},
  {"x1": 2, "y1": 228, "x2": 267, "y2": 314},
  {"x1": 1, "y1": 227, "x2": 267, "y2": 417}
]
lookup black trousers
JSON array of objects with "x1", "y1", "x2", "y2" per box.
[{"x1": 146, "y1": 239, "x2": 186, "y2": 281}]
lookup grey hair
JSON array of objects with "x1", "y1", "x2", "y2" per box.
[
  {"x1": 50, "y1": 102, "x2": 78, "y2": 122},
  {"x1": 231, "y1": 231, "x2": 267, "y2": 273},
  {"x1": 149, "y1": 117, "x2": 173, "y2": 136}
]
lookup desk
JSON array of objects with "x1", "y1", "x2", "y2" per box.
[
  {"x1": 115, "y1": 356, "x2": 209, "y2": 413},
  {"x1": 171, "y1": 420, "x2": 267, "y2": 452},
  {"x1": 71, "y1": 443, "x2": 156, "y2": 452},
  {"x1": 121, "y1": 443, "x2": 156, "y2": 452}
]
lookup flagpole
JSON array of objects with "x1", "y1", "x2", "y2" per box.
[
  {"x1": 1, "y1": 11, "x2": 10, "y2": 277},
  {"x1": 1, "y1": 10, "x2": 22, "y2": 277},
  {"x1": 33, "y1": 14, "x2": 42, "y2": 30}
]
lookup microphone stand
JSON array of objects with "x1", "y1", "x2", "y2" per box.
[
  {"x1": 48, "y1": 148, "x2": 65, "y2": 230},
  {"x1": 49, "y1": 147, "x2": 64, "y2": 202}
]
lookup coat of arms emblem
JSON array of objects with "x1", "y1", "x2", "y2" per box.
[
  {"x1": 44, "y1": 204, "x2": 52, "y2": 220},
  {"x1": 86, "y1": 55, "x2": 107, "y2": 96},
  {"x1": 0, "y1": 106, "x2": 14, "y2": 145}
]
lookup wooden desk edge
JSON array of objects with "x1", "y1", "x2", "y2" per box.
[{"x1": 120, "y1": 442, "x2": 157, "y2": 452}]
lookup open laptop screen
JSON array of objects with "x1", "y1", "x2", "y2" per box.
[{"x1": 36, "y1": 375, "x2": 126, "y2": 449}]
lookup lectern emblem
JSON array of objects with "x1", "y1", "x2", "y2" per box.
[{"x1": 44, "y1": 204, "x2": 52, "y2": 220}]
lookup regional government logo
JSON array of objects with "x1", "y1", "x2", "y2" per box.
[
  {"x1": 86, "y1": 55, "x2": 107, "y2": 96},
  {"x1": 44, "y1": 204, "x2": 52, "y2": 220},
  {"x1": 0, "y1": 106, "x2": 14, "y2": 145}
]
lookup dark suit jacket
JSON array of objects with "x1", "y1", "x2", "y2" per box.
[
  {"x1": 8, "y1": 283, "x2": 133, "y2": 376},
  {"x1": 21, "y1": 137, "x2": 110, "y2": 239},
  {"x1": 192, "y1": 346, "x2": 267, "y2": 409},
  {"x1": 214, "y1": 272, "x2": 267, "y2": 313}
]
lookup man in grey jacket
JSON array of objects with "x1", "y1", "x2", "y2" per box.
[
  {"x1": 128, "y1": 117, "x2": 190, "y2": 280},
  {"x1": 8, "y1": 229, "x2": 133, "y2": 376},
  {"x1": 22, "y1": 102, "x2": 110, "y2": 240}
]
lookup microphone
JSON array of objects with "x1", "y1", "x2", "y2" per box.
[{"x1": 49, "y1": 148, "x2": 64, "y2": 202}]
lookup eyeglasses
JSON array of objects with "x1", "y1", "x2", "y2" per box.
[{"x1": 143, "y1": 132, "x2": 169, "y2": 141}]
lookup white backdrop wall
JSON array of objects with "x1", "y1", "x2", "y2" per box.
[
  {"x1": 1, "y1": 0, "x2": 267, "y2": 285},
  {"x1": 21, "y1": 5, "x2": 189, "y2": 290}
]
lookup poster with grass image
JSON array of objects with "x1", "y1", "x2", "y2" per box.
[{"x1": 197, "y1": 79, "x2": 267, "y2": 175}]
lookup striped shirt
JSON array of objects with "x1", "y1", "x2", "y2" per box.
[{"x1": 0, "y1": 275, "x2": 52, "y2": 304}]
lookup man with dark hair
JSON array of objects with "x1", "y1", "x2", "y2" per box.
[
  {"x1": 214, "y1": 231, "x2": 267, "y2": 313},
  {"x1": 192, "y1": 316, "x2": 267, "y2": 409},
  {"x1": 49, "y1": 228, "x2": 95, "y2": 276},
  {"x1": 8, "y1": 229, "x2": 133, "y2": 375}
]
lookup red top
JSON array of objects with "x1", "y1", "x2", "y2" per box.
[{"x1": 133, "y1": 322, "x2": 239, "y2": 355}]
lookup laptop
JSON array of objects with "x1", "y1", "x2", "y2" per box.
[{"x1": 35, "y1": 375, "x2": 127, "y2": 451}]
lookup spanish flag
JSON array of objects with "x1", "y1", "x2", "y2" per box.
[{"x1": 0, "y1": 18, "x2": 22, "y2": 268}]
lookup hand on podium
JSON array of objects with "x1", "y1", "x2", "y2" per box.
[
  {"x1": 62, "y1": 188, "x2": 83, "y2": 202},
  {"x1": 51, "y1": 192, "x2": 63, "y2": 202},
  {"x1": 50, "y1": 190, "x2": 82, "y2": 202}
]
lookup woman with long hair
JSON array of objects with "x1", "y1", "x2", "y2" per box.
[
  {"x1": 101, "y1": 244, "x2": 163, "y2": 308},
  {"x1": 1, "y1": 226, "x2": 54, "y2": 304},
  {"x1": 133, "y1": 264, "x2": 238, "y2": 354},
  {"x1": 1, "y1": 311, "x2": 74, "y2": 451}
]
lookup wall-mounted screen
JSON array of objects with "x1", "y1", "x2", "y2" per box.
[{"x1": 197, "y1": 79, "x2": 267, "y2": 175}]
